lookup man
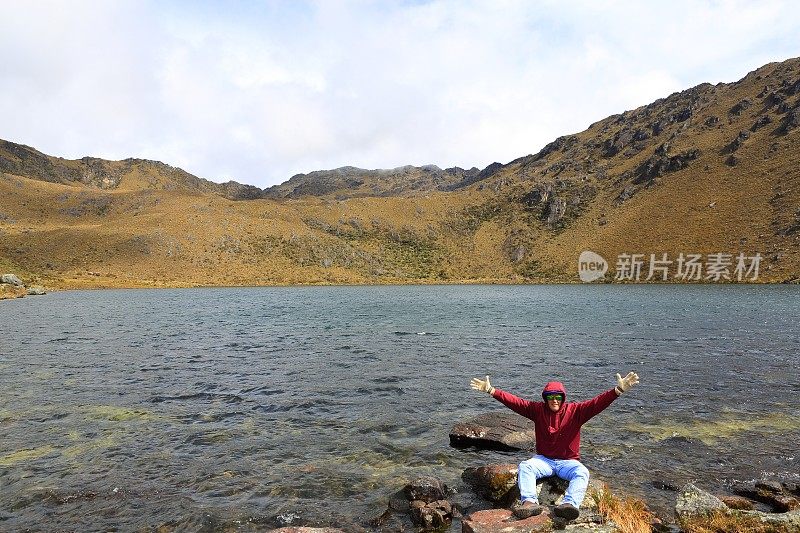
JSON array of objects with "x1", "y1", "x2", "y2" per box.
[{"x1": 469, "y1": 372, "x2": 640, "y2": 521}]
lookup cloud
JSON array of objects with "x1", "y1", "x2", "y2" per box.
[{"x1": 1, "y1": 0, "x2": 799, "y2": 187}]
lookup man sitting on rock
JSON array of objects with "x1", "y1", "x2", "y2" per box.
[{"x1": 470, "y1": 372, "x2": 640, "y2": 521}]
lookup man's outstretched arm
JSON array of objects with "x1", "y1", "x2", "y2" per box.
[
  {"x1": 470, "y1": 375, "x2": 537, "y2": 419},
  {"x1": 576, "y1": 371, "x2": 641, "y2": 424}
]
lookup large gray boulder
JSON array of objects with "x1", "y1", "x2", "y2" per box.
[
  {"x1": 1, "y1": 274, "x2": 23, "y2": 286},
  {"x1": 675, "y1": 483, "x2": 727, "y2": 521}
]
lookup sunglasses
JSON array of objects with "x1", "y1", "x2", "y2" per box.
[{"x1": 545, "y1": 394, "x2": 564, "y2": 402}]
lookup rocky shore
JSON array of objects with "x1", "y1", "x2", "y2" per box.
[
  {"x1": 265, "y1": 411, "x2": 800, "y2": 532},
  {"x1": 0, "y1": 273, "x2": 47, "y2": 299}
]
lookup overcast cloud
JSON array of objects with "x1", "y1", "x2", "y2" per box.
[{"x1": 2, "y1": 0, "x2": 799, "y2": 187}]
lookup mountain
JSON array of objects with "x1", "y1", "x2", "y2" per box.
[{"x1": 1, "y1": 57, "x2": 799, "y2": 289}]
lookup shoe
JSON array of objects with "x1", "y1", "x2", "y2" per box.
[
  {"x1": 513, "y1": 500, "x2": 543, "y2": 519},
  {"x1": 553, "y1": 503, "x2": 580, "y2": 520}
]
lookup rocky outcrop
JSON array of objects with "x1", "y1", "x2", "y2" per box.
[
  {"x1": 632, "y1": 144, "x2": 700, "y2": 185},
  {"x1": 449, "y1": 411, "x2": 536, "y2": 451},
  {"x1": 676, "y1": 483, "x2": 800, "y2": 530},
  {"x1": 1, "y1": 273, "x2": 46, "y2": 299}
]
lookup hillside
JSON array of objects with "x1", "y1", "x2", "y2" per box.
[{"x1": 1, "y1": 57, "x2": 799, "y2": 289}]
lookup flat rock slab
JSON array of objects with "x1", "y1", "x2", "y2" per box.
[
  {"x1": 462, "y1": 508, "x2": 552, "y2": 533},
  {"x1": 450, "y1": 411, "x2": 536, "y2": 451}
]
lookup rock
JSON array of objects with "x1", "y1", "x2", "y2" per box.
[
  {"x1": 734, "y1": 480, "x2": 800, "y2": 512},
  {"x1": 769, "y1": 494, "x2": 800, "y2": 512},
  {"x1": 726, "y1": 130, "x2": 750, "y2": 152},
  {"x1": 729, "y1": 99, "x2": 752, "y2": 116},
  {"x1": 780, "y1": 109, "x2": 800, "y2": 133},
  {"x1": 449, "y1": 411, "x2": 536, "y2": 451},
  {"x1": 462, "y1": 508, "x2": 553, "y2": 533},
  {"x1": 387, "y1": 489, "x2": 411, "y2": 512},
  {"x1": 449, "y1": 487, "x2": 488, "y2": 517},
  {"x1": 1, "y1": 274, "x2": 23, "y2": 286},
  {"x1": 718, "y1": 495, "x2": 755, "y2": 510},
  {"x1": 462, "y1": 464, "x2": 519, "y2": 503},
  {"x1": 750, "y1": 115, "x2": 772, "y2": 131},
  {"x1": 268, "y1": 529, "x2": 345, "y2": 533},
  {"x1": 377, "y1": 477, "x2": 455, "y2": 531},
  {"x1": 616, "y1": 185, "x2": 637, "y2": 204},
  {"x1": 675, "y1": 483, "x2": 726, "y2": 524},
  {"x1": 755, "y1": 480, "x2": 784, "y2": 494},
  {"x1": 510, "y1": 246, "x2": 527, "y2": 263},
  {"x1": 633, "y1": 148, "x2": 700, "y2": 185},
  {"x1": 26, "y1": 286, "x2": 46, "y2": 296},
  {"x1": 403, "y1": 476, "x2": 448, "y2": 503},
  {"x1": 732, "y1": 479, "x2": 800, "y2": 512},
  {"x1": 409, "y1": 499, "x2": 452, "y2": 530},
  {"x1": 546, "y1": 197, "x2": 568, "y2": 227}
]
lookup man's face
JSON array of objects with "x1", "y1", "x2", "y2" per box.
[{"x1": 545, "y1": 394, "x2": 564, "y2": 412}]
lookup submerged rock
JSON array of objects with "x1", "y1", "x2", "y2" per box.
[{"x1": 449, "y1": 411, "x2": 536, "y2": 451}]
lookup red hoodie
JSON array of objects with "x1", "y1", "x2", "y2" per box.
[{"x1": 491, "y1": 381, "x2": 618, "y2": 460}]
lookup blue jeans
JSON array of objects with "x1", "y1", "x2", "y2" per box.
[{"x1": 518, "y1": 455, "x2": 590, "y2": 507}]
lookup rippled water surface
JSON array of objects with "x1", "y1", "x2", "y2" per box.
[{"x1": 1, "y1": 285, "x2": 799, "y2": 531}]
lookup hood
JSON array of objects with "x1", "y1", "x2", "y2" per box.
[{"x1": 541, "y1": 381, "x2": 567, "y2": 402}]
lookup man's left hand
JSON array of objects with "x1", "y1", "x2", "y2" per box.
[{"x1": 615, "y1": 372, "x2": 640, "y2": 394}]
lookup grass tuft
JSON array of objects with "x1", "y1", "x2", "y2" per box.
[{"x1": 590, "y1": 484, "x2": 654, "y2": 533}]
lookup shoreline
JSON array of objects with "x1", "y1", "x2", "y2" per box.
[{"x1": 3, "y1": 276, "x2": 799, "y2": 295}]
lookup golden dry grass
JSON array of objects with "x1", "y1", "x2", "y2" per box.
[{"x1": 590, "y1": 484, "x2": 654, "y2": 533}]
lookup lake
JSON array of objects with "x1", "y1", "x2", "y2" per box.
[{"x1": 1, "y1": 285, "x2": 798, "y2": 531}]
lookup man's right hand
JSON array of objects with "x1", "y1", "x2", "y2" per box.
[{"x1": 470, "y1": 375, "x2": 495, "y2": 395}]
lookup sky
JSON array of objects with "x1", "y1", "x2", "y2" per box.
[{"x1": 2, "y1": 1, "x2": 800, "y2": 188}]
